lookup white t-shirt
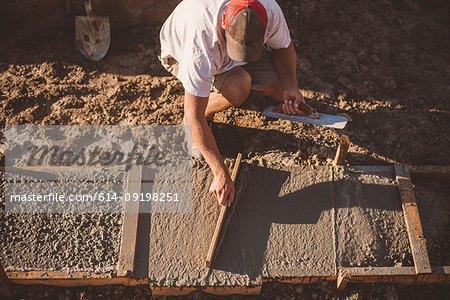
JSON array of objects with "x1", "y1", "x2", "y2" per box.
[{"x1": 160, "y1": 0, "x2": 291, "y2": 97}]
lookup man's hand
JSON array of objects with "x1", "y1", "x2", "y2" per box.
[
  {"x1": 184, "y1": 90, "x2": 236, "y2": 206},
  {"x1": 279, "y1": 87, "x2": 307, "y2": 115},
  {"x1": 209, "y1": 171, "x2": 235, "y2": 207}
]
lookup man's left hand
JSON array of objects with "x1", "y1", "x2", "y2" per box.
[{"x1": 279, "y1": 87, "x2": 306, "y2": 115}]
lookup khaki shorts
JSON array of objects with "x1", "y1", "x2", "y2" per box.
[{"x1": 160, "y1": 49, "x2": 280, "y2": 94}]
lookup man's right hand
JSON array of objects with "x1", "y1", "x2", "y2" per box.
[
  {"x1": 209, "y1": 171, "x2": 235, "y2": 207},
  {"x1": 184, "y1": 90, "x2": 236, "y2": 207}
]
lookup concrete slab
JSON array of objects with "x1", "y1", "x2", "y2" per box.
[
  {"x1": 2, "y1": 164, "x2": 428, "y2": 286},
  {"x1": 334, "y1": 166, "x2": 413, "y2": 267},
  {"x1": 139, "y1": 163, "x2": 238, "y2": 286},
  {"x1": 139, "y1": 163, "x2": 335, "y2": 287},
  {"x1": 216, "y1": 164, "x2": 335, "y2": 279},
  {"x1": 0, "y1": 171, "x2": 123, "y2": 273},
  {"x1": 414, "y1": 181, "x2": 450, "y2": 266}
]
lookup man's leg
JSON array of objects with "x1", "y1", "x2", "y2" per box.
[{"x1": 205, "y1": 67, "x2": 251, "y2": 118}]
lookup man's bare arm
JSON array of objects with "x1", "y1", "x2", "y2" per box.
[
  {"x1": 271, "y1": 42, "x2": 305, "y2": 115},
  {"x1": 183, "y1": 91, "x2": 235, "y2": 206}
]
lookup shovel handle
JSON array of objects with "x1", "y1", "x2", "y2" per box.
[{"x1": 84, "y1": 0, "x2": 94, "y2": 18}]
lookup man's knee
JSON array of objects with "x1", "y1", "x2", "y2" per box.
[{"x1": 221, "y1": 67, "x2": 251, "y2": 107}]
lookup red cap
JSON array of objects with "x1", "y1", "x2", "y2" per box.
[{"x1": 223, "y1": 0, "x2": 268, "y2": 62}]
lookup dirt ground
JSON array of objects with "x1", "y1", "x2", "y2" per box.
[
  {"x1": 1, "y1": 0, "x2": 449, "y2": 298},
  {"x1": 1, "y1": 0, "x2": 449, "y2": 167},
  {"x1": 9, "y1": 281, "x2": 450, "y2": 300}
]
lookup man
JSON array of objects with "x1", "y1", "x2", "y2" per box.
[{"x1": 160, "y1": 0, "x2": 308, "y2": 207}]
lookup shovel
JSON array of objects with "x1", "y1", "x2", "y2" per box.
[{"x1": 75, "y1": 0, "x2": 110, "y2": 61}]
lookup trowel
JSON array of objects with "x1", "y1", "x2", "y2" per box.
[
  {"x1": 262, "y1": 102, "x2": 348, "y2": 129},
  {"x1": 75, "y1": 0, "x2": 110, "y2": 61}
]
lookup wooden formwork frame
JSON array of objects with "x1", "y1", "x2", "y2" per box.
[
  {"x1": 333, "y1": 164, "x2": 450, "y2": 289},
  {"x1": 3, "y1": 165, "x2": 450, "y2": 295}
]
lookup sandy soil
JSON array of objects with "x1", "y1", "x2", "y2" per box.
[{"x1": 1, "y1": 0, "x2": 449, "y2": 168}]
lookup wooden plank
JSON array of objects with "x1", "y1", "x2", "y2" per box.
[
  {"x1": 151, "y1": 285, "x2": 261, "y2": 296},
  {"x1": 395, "y1": 165, "x2": 432, "y2": 274},
  {"x1": 8, "y1": 271, "x2": 147, "y2": 286},
  {"x1": 9, "y1": 266, "x2": 449, "y2": 288},
  {"x1": 0, "y1": 261, "x2": 13, "y2": 299},
  {"x1": 263, "y1": 276, "x2": 337, "y2": 284},
  {"x1": 203, "y1": 285, "x2": 261, "y2": 296},
  {"x1": 343, "y1": 266, "x2": 450, "y2": 284},
  {"x1": 151, "y1": 286, "x2": 197, "y2": 296},
  {"x1": 333, "y1": 134, "x2": 350, "y2": 166},
  {"x1": 117, "y1": 165, "x2": 142, "y2": 277},
  {"x1": 345, "y1": 266, "x2": 417, "y2": 276},
  {"x1": 205, "y1": 153, "x2": 243, "y2": 267},
  {"x1": 347, "y1": 166, "x2": 394, "y2": 177}
]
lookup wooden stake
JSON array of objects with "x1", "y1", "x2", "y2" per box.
[
  {"x1": 0, "y1": 261, "x2": 13, "y2": 299},
  {"x1": 117, "y1": 165, "x2": 142, "y2": 277},
  {"x1": 205, "y1": 153, "x2": 243, "y2": 267},
  {"x1": 394, "y1": 165, "x2": 432, "y2": 274},
  {"x1": 333, "y1": 135, "x2": 350, "y2": 166},
  {"x1": 337, "y1": 269, "x2": 351, "y2": 290}
]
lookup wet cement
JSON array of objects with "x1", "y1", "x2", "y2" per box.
[
  {"x1": 139, "y1": 164, "x2": 335, "y2": 287},
  {"x1": 334, "y1": 166, "x2": 413, "y2": 267},
  {"x1": 0, "y1": 171, "x2": 123, "y2": 272},
  {"x1": 414, "y1": 181, "x2": 450, "y2": 266},
  {"x1": 139, "y1": 163, "x2": 416, "y2": 287},
  {"x1": 217, "y1": 165, "x2": 335, "y2": 279},
  {"x1": 1, "y1": 164, "x2": 422, "y2": 283}
]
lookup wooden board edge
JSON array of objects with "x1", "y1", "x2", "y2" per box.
[
  {"x1": 394, "y1": 165, "x2": 432, "y2": 274},
  {"x1": 263, "y1": 276, "x2": 336, "y2": 284},
  {"x1": 150, "y1": 285, "x2": 261, "y2": 296},
  {"x1": 8, "y1": 271, "x2": 147, "y2": 287},
  {"x1": 346, "y1": 165, "x2": 394, "y2": 177},
  {"x1": 116, "y1": 165, "x2": 142, "y2": 277},
  {"x1": 8, "y1": 266, "x2": 450, "y2": 289},
  {"x1": 344, "y1": 266, "x2": 450, "y2": 276},
  {"x1": 203, "y1": 285, "x2": 261, "y2": 296}
]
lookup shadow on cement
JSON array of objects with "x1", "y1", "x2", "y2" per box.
[
  {"x1": 212, "y1": 164, "x2": 402, "y2": 276},
  {"x1": 132, "y1": 163, "x2": 403, "y2": 279}
]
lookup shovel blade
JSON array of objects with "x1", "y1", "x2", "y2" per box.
[{"x1": 75, "y1": 16, "x2": 110, "y2": 61}]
